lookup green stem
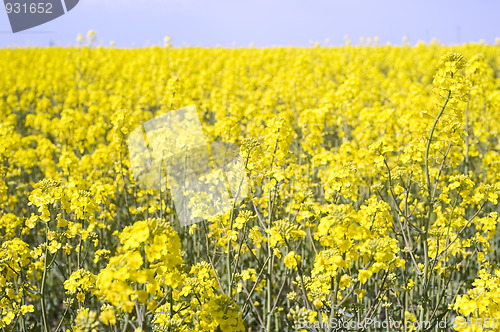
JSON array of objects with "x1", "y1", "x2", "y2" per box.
[
  {"x1": 266, "y1": 138, "x2": 280, "y2": 332},
  {"x1": 421, "y1": 89, "x2": 451, "y2": 328},
  {"x1": 327, "y1": 273, "x2": 341, "y2": 332},
  {"x1": 464, "y1": 91, "x2": 471, "y2": 174},
  {"x1": 40, "y1": 222, "x2": 50, "y2": 332},
  {"x1": 242, "y1": 256, "x2": 271, "y2": 316},
  {"x1": 226, "y1": 159, "x2": 247, "y2": 296}
]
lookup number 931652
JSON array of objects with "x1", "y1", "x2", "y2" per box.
[{"x1": 5, "y1": 2, "x2": 53, "y2": 14}]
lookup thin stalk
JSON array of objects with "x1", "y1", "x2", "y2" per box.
[
  {"x1": 327, "y1": 273, "x2": 341, "y2": 332},
  {"x1": 266, "y1": 138, "x2": 280, "y2": 332},
  {"x1": 464, "y1": 93, "x2": 471, "y2": 174},
  {"x1": 226, "y1": 157, "x2": 248, "y2": 296},
  {"x1": 242, "y1": 256, "x2": 271, "y2": 315},
  {"x1": 40, "y1": 222, "x2": 50, "y2": 332},
  {"x1": 421, "y1": 89, "x2": 451, "y2": 325}
]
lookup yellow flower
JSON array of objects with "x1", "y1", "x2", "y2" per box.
[
  {"x1": 25, "y1": 214, "x2": 38, "y2": 229},
  {"x1": 358, "y1": 270, "x2": 372, "y2": 284},
  {"x1": 284, "y1": 251, "x2": 301, "y2": 270},
  {"x1": 99, "y1": 306, "x2": 116, "y2": 325}
]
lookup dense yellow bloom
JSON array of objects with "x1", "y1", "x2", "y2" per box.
[{"x1": 199, "y1": 294, "x2": 245, "y2": 331}]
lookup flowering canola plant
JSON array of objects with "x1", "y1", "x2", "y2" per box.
[{"x1": 0, "y1": 38, "x2": 499, "y2": 331}]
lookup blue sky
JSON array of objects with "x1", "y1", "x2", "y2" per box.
[{"x1": 1, "y1": 0, "x2": 499, "y2": 47}]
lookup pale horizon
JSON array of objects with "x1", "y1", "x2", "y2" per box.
[{"x1": 1, "y1": 0, "x2": 500, "y2": 48}]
